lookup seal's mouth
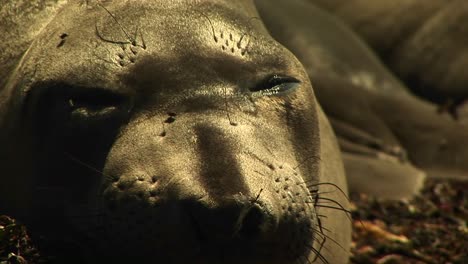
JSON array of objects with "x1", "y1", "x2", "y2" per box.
[
  {"x1": 187, "y1": 202, "x2": 268, "y2": 243},
  {"x1": 53, "y1": 189, "x2": 317, "y2": 264},
  {"x1": 178, "y1": 198, "x2": 315, "y2": 264}
]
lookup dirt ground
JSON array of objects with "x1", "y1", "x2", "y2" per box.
[{"x1": 1, "y1": 178, "x2": 467, "y2": 264}]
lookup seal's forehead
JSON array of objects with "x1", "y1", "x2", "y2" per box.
[
  {"x1": 54, "y1": 0, "x2": 266, "y2": 49},
  {"x1": 20, "y1": 0, "x2": 292, "y2": 90}
]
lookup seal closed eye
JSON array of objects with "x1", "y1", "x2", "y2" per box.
[{"x1": 26, "y1": 82, "x2": 132, "y2": 135}]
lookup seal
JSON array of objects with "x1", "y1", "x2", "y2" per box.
[
  {"x1": 3, "y1": 0, "x2": 468, "y2": 262},
  {"x1": 0, "y1": 0, "x2": 350, "y2": 263},
  {"x1": 302, "y1": 0, "x2": 468, "y2": 180},
  {"x1": 310, "y1": 0, "x2": 468, "y2": 109}
]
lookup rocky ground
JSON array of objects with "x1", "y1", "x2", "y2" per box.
[
  {"x1": 350, "y1": 178, "x2": 468, "y2": 264},
  {"x1": 1, "y1": 178, "x2": 467, "y2": 264}
]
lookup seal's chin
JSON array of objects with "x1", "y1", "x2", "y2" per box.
[
  {"x1": 183, "y1": 200, "x2": 314, "y2": 264},
  {"x1": 61, "y1": 187, "x2": 317, "y2": 264}
]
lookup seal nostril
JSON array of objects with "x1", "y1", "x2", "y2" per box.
[
  {"x1": 238, "y1": 206, "x2": 264, "y2": 239},
  {"x1": 185, "y1": 200, "x2": 268, "y2": 243},
  {"x1": 117, "y1": 182, "x2": 125, "y2": 191},
  {"x1": 151, "y1": 176, "x2": 158, "y2": 183},
  {"x1": 164, "y1": 116, "x2": 175, "y2": 123}
]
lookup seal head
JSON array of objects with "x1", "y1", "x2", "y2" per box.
[{"x1": 0, "y1": 1, "x2": 349, "y2": 263}]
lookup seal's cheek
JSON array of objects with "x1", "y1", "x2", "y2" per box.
[{"x1": 20, "y1": 83, "x2": 134, "y2": 212}]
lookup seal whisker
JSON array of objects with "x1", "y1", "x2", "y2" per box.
[
  {"x1": 314, "y1": 219, "x2": 335, "y2": 235},
  {"x1": 243, "y1": 150, "x2": 276, "y2": 170},
  {"x1": 309, "y1": 203, "x2": 353, "y2": 220},
  {"x1": 238, "y1": 16, "x2": 261, "y2": 55},
  {"x1": 254, "y1": 170, "x2": 268, "y2": 177},
  {"x1": 252, "y1": 188, "x2": 264, "y2": 202},
  {"x1": 310, "y1": 228, "x2": 327, "y2": 248},
  {"x1": 64, "y1": 152, "x2": 116, "y2": 183},
  {"x1": 97, "y1": 3, "x2": 134, "y2": 44},
  {"x1": 95, "y1": 21, "x2": 131, "y2": 45},
  {"x1": 138, "y1": 26, "x2": 147, "y2": 49},
  {"x1": 293, "y1": 154, "x2": 321, "y2": 170},
  {"x1": 132, "y1": 23, "x2": 140, "y2": 45},
  {"x1": 92, "y1": 44, "x2": 118, "y2": 65},
  {"x1": 223, "y1": 86, "x2": 237, "y2": 126},
  {"x1": 314, "y1": 196, "x2": 351, "y2": 217},
  {"x1": 309, "y1": 190, "x2": 347, "y2": 210},
  {"x1": 304, "y1": 182, "x2": 350, "y2": 202},
  {"x1": 196, "y1": 10, "x2": 218, "y2": 43},
  {"x1": 310, "y1": 190, "x2": 341, "y2": 197},
  {"x1": 309, "y1": 225, "x2": 348, "y2": 252},
  {"x1": 304, "y1": 243, "x2": 329, "y2": 264},
  {"x1": 256, "y1": 137, "x2": 280, "y2": 161},
  {"x1": 232, "y1": 189, "x2": 263, "y2": 236},
  {"x1": 314, "y1": 236, "x2": 328, "y2": 262},
  {"x1": 298, "y1": 255, "x2": 312, "y2": 264},
  {"x1": 316, "y1": 214, "x2": 328, "y2": 219}
]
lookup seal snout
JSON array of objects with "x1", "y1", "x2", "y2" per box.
[{"x1": 185, "y1": 199, "x2": 274, "y2": 243}]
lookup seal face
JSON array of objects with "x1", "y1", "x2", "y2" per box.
[{"x1": 0, "y1": 0, "x2": 350, "y2": 263}]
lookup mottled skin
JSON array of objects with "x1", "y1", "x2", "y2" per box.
[{"x1": 0, "y1": 0, "x2": 349, "y2": 263}]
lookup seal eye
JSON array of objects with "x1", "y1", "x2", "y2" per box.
[
  {"x1": 67, "y1": 90, "x2": 128, "y2": 121},
  {"x1": 28, "y1": 83, "x2": 132, "y2": 149},
  {"x1": 250, "y1": 75, "x2": 300, "y2": 97},
  {"x1": 61, "y1": 89, "x2": 134, "y2": 136}
]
